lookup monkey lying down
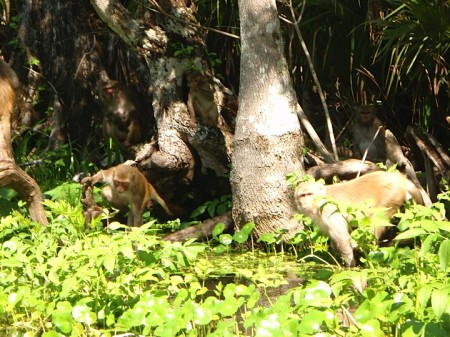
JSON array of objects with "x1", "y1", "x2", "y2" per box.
[
  {"x1": 295, "y1": 171, "x2": 424, "y2": 267},
  {"x1": 81, "y1": 164, "x2": 173, "y2": 227}
]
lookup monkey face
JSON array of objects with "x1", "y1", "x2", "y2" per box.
[
  {"x1": 103, "y1": 85, "x2": 114, "y2": 96},
  {"x1": 356, "y1": 105, "x2": 376, "y2": 125},
  {"x1": 294, "y1": 182, "x2": 326, "y2": 212},
  {"x1": 113, "y1": 180, "x2": 128, "y2": 193}
]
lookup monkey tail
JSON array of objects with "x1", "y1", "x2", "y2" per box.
[{"x1": 148, "y1": 183, "x2": 173, "y2": 216}]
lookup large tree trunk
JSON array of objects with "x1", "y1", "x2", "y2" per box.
[
  {"x1": 230, "y1": 0, "x2": 304, "y2": 239},
  {"x1": 13, "y1": 0, "x2": 236, "y2": 216}
]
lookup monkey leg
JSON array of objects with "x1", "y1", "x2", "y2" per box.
[
  {"x1": 128, "y1": 203, "x2": 143, "y2": 227},
  {"x1": 326, "y1": 213, "x2": 355, "y2": 267}
]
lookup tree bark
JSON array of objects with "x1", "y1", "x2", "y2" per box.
[
  {"x1": 230, "y1": 0, "x2": 304, "y2": 239},
  {"x1": 15, "y1": 0, "x2": 235, "y2": 214},
  {"x1": 0, "y1": 62, "x2": 48, "y2": 225},
  {"x1": 0, "y1": 162, "x2": 48, "y2": 225}
]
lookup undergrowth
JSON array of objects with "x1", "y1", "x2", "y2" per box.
[{"x1": 0, "y1": 184, "x2": 450, "y2": 336}]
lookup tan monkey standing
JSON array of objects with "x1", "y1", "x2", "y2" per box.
[{"x1": 82, "y1": 164, "x2": 173, "y2": 226}]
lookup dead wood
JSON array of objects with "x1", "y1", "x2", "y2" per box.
[
  {"x1": 80, "y1": 185, "x2": 105, "y2": 225},
  {"x1": 406, "y1": 127, "x2": 450, "y2": 201},
  {"x1": 162, "y1": 211, "x2": 233, "y2": 242},
  {"x1": 0, "y1": 161, "x2": 48, "y2": 225},
  {"x1": 306, "y1": 158, "x2": 380, "y2": 183}
]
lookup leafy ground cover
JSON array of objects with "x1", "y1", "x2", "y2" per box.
[{"x1": 1, "y1": 183, "x2": 450, "y2": 336}]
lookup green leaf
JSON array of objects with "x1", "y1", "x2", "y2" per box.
[
  {"x1": 354, "y1": 300, "x2": 376, "y2": 323},
  {"x1": 233, "y1": 230, "x2": 248, "y2": 243},
  {"x1": 217, "y1": 204, "x2": 228, "y2": 215},
  {"x1": 219, "y1": 234, "x2": 233, "y2": 245},
  {"x1": 212, "y1": 222, "x2": 225, "y2": 237},
  {"x1": 207, "y1": 204, "x2": 216, "y2": 217},
  {"x1": 213, "y1": 244, "x2": 228, "y2": 253},
  {"x1": 108, "y1": 222, "x2": 128, "y2": 230},
  {"x1": 103, "y1": 255, "x2": 116, "y2": 274},
  {"x1": 72, "y1": 303, "x2": 97, "y2": 325},
  {"x1": 435, "y1": 221, "x2": 450, "y2": 233},
  {"x1": 121, "y1": 244, "x2": 135, "y2": 259},
  {"x1": 191, "y1": 205, "x2": 207, "y2": 218},
  {"x1": 257, "y1": 233, "x2": 277, "y2": 244},
  {"x1": 395, "y1": 228, "x2": 427, "y2": 240},
  {"x1": 421, "y1": 233, "x2": 440, "y2": 255},
  {"x1": 194, "y1": 304, "x2": 213, "y2": 325},
  {"x1": 438, "y1": 239, "x2": 450, "y2": 270},
  {"x1": 420, "y1": 220, "x2": 440, "y2": 233},
  {"x1": 360, "y1": 319, "x2": 384, "y2": 337},
  {"x1": 298, "y1": 310, "x2": 328, "y2": 334},
  {"x1": 240, "y1": 222, "x2": 255, "y2": 236},
  {"x1": 42, "y1": 331, "x2": 62, "y2": 337},
  {"x1": 60, "y1": 277, "x2": 78, "y2": 298},
  {"x1": 416, "y1": 286, "x2": 432, "y2": 311},
  {"x1": 52, "y1": 301, "x2": 74, "y2": 334},
  {"x1": 431, "y1": 288, "x2": 448, "y2": 319}
]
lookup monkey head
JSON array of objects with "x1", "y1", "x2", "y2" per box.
[
  {"x1": 113, "y1": 178, "x2": 128, "y2": 193},
  {"x1": 188, "y1": 72, "x2": 203, "y2": 87},
  {"x1": 112, "y1": 165, "x2": 136, "y2": 193},
  {"x1": 295, "y1": 181, "x2": 327, "y2": 214},
  {"x1": 355, "y1": 104, "x2": 377, "y2": 126},
  {"x1": 99, "y1": 80, "x2": 137, "y2": 123}
]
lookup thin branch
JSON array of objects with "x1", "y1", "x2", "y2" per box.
[
  {"x1": 296, "y1": 103, "x2": 336, "y2": 163},
  {"x1": 357, "y1": 125, "x2": 383, "y2": 177},
  {"x1": 148, "y1": 0, "x2": 240, "y2": 40},
  {"x1": 282, "y1": 0, "x2": 339, "y2": 161}
]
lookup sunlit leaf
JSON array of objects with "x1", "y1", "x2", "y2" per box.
[
  {"x1": 219, "y1": 234, "x2": 233, "y2": 245},
  {"x1": 431, "y1": 288, "x2": 448, "y2": 319},
  {"x1": 72, "y1": 303, "x2": 97, "y2": 325},
  {"x1": 359, "y1": 319, "x2": 384, "y2": 337},
  {"x1": 194, "y1": 305, "x2": 213, "y2": 325},
  {"x1": 233, "y1": 230, "x2": 248, "y2": 243},
  {"x1": 298, "y1": 310, "x2": 327, "y2": 334},
  {"x1": 103, "y1": 255, "x2": 115, "y2": 274},
  {"x1": 42, "y1": 331, "x2": 61, "y2": 337},
  {"x1": 416, "y1": 286, "x2": 432, "y2": 312},
  {"x1": 52, "y1": 301, "x2": 73, "y2": 334},
  {"x1": 212, "y1": 222, "x2": 225, "y2": 237},
  {"x1": 395, "y1": 228, "x2": 427, "y2": 240},
  {"x1": 421, "y1": 233, "x2": 440, "y2": 255},
  {"x1": 438, "y1": 239, "x2": 450, "y2": 270}
]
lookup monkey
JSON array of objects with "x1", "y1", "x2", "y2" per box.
[
  {"x1": 98, "y1": 80, "x2": 150, "y2": 147},
  {"x1": 0, "y1": 59, "x2": 19, "y2": 115},
  {"x1": 353, "y1": 104, "x2": 432, "y2": 205},
  {"x1": 0, "y1": 59, "x2": 19, "y2": 159},
  {"x1": 295, "y1": 171, "x2": 424, "y2": 267},
  {"x1": 353, "y1": 104, "x2": 409, "y2": 168},
  {"x1": 0, "y1": 58, "x2": 19, "y2": 89},
  {"x1": 81, "y1": 164, "x2": 173, "y2": 227},
  {"x1": 353, "y1": 104, "x2": 387, "y2": 163},
  {"x1": 46, "y1": 95, "x2": 65, "y2": 151},
  {"x1": 187, "y1": 72, "x2": 219, "y2": 128}
]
